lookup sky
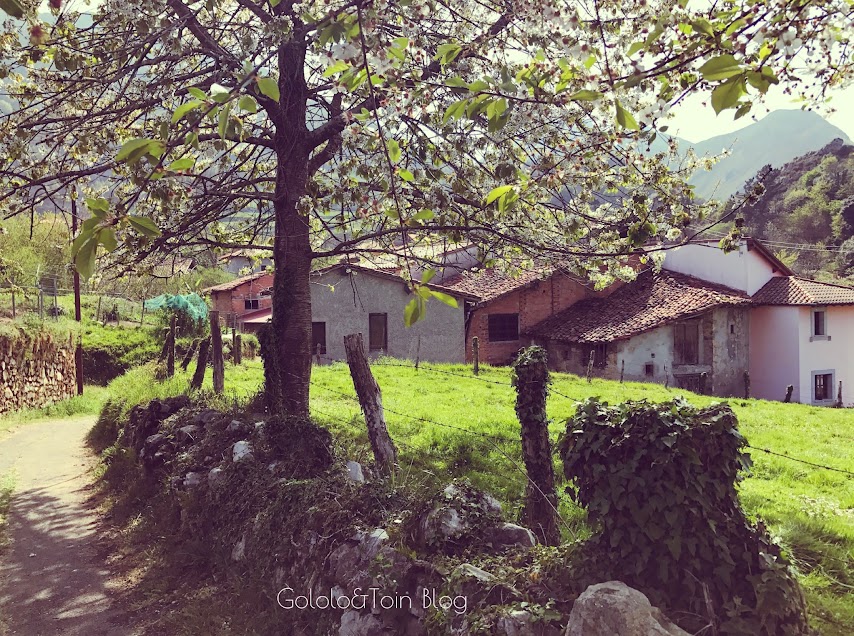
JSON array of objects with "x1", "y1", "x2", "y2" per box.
[{"x1": 668, "y1": 84, "x2": 854, "y2": 143}]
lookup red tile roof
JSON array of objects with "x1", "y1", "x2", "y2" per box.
[
  {"x1": 441, "y1": 266, "x2": 555, "y2": 303},
  {"x1": 751, "y1": 276, "x2": 854, "y2": 305},
  {"x1": 203, "y1": 271, "x2": 270, "y2": 293},
  {"x1": 525, "y1": 270, "x2": 750, "y2": 343}
]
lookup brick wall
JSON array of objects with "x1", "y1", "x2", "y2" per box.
[
  {"x1": 210, "y1": 273, "x2": 274, "y2": 324},
  {"x1": 466, "y1": 272, "x2": 595, "y2": 365},
  {"x1": 0, "y1": 330, "x2": 76, "y2": 415}
]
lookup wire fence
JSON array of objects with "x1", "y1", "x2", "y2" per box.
[{"x1": 0, "y1": 283, "x2": 152, "y2": 325}]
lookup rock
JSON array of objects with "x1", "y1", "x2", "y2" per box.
[
  {"x1": 183, "y1": 471, "x2": 204, "y2": 489},
  {"x1": 452, "y1": 563, "x2": 521, "y2": 606},
  {"x1": 227, "y1": 419, "x2": 247, "y2": 434},
  {"x1": 338, "y1": 610, "x2": 384, "y2": 636},
  {"x1": 232, "y1": 440, "x2": 253, "y2": 462},
  {"x1": 208, "y1": 467, "x2": 225, "y2": 489},
  {"x1": 486, "y1": 523, "x2": 537, "y2": 549},
  {"x1": 565, "y1": 581, "x2": 689, "y2": 636},
  {"x1": 346, "y1": 460, "x2": 365, "y2": 483},
  {"x1": 497, "y1": 610, "x2": 535, "y2": 636},
  {"x1": 231, "y1": 534, "x2": 247, "y2": 562},
  {"x1": 176, "y1": 425, "x2": 201, "y2": 444}
]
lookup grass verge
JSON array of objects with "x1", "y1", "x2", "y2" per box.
[{"x1": 97, "y1": 357, "x2": 854, "y2": 635}]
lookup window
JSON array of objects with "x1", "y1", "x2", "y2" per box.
[
  {"x1": 369, "y1": 313, "x2": 387, "y2": 351},
  {"x1": 673, "y1": 321, "x2": 700, "y2": 364},
  {"x1": 312, "y1": 322, "x2": 327, "y2": 355},
  {"x1": 644, "y1": 363, "x2": 654, "y2": 377},
  {"x1": 811, "y1": 308, "x2": 829, "y2": 340},
  {"x1": 813, "y1": 371, "x2": 834, "y2": 402},
  {"x1": 487, "y1": 313, "x2": 519, "y2": 342},
  {"x1": 580, "y1": 343, "x2": 608, "y2": 368},
  {"x1": 244, "y1": 298, "x2": 260, "y2": 310}
]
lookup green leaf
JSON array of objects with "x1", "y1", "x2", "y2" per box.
[
  {"x1": 171, "y1": 99, "x2": 204, "y2": 124},
  {"x1": 627, "y1": 42, "x2": 645, "y2": 57},
  {"x1": 413, "y1": 208, "x2": 434, "y2": 220},
  {"x1": 486, "y1": 185, "x2": 514, "y2": 205},
  {"x1": 116, "y1": 138, "x2": 157, "y2": 164},
  {"x1": 430, "y1": 290, "x2": 458, "y2": 308},
  {"x1": 257, "y1": 77, "x2": 280, "y2": 102},
  {"x1": 404, "y1": 297, "x2": 425, "y2": 327},
  {"x1": 0, "y1": 0, "x2": 25, "y2": 18},
  {"x1": 323, "y1": 60, "x2": 350, "y2": 77},
  {"x1": 387, "y1": 139, "x2": 401, "y2": 163},
  {"x1": 209, "y1": 83, "x2": 231, "y2": 103},
  {"x1": 73, "y1": 232, "x2": 99, "y2": 280},
  {"x1": 218, "y1": 103, "x2": 232, "y2": 140},
  {"x1": 442, "y1": 99, "x2": 468, "y2": 124},
  {"x1": 691, "y1": 18, "x2": 714, "y2": 37},
  {"x1": 238, "y1": 95, "x2": 258, "y2": 113},
  {"x1": 711, "y1": 77, "x2": 745, "y2": 114},
  {"x1": 698, "y1": 54, "x2": 743, "y2": 81},
  {"x1": 420, "y1": 269, "x2": 436, "y2": 284},
  {"x1": 97, "y1": 228, "x2": 118, "y2": 252},
  {"x1": 168, "y1": 157, "x2": 195, "y2": 171},
  {"x1": 615, "y1": 102, "x2": 639, "y2": 130},
  {"x1": 569, "y1": 89, "x2": 603, "y2": 101},
  {"x1": 85, "y1": 197, "x2": 109, "y2": 218},
  {"x1": 128, "y1": 216, "x2": 161, "y2": 238},
  {"x1": 435, "y1": 42, "x2": 462, "y2": 65},
  {"x1": 187, "y1": 87, "x2": 207, "y2": 99},
  {"x1": 398, "y1": 169, "x2": 414, "y2": 182}
]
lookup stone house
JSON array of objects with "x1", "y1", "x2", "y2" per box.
[
  {"x1": 525, "y1": 270, "x2": 752, "y2": 396},
  {"x1": 239, "y1": 262, "x2": 476, "y2": 363}
]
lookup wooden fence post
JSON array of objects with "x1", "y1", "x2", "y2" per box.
[
  {"x1": 10, "y1": 289, "x2": 15, "y2": 319},
  {"x1": 166, "y1": 313, "x2": 176, "y2": 377},
  {"x1": 512, "y1": 346, "x2": 560, "y2": 546},
  {"x1": 38, "y1": 290, "x2": 43, "y2": 319},
  {"x1": 586, "y1": 349, "x2": 594, "y2": 384},
  {"x1": 784, "y1": 384, "x2": 793, "y2": 403},
  {"x1": 210, "y1": 311, "x2": 225, "y2": 394},
  {"x1": 836, "y1": 381, "x2": 843, "y2": 408},
  {"x1": 140, "y1": 302, "x2": 146, "y2": 326},
  {"x1": 190, "y1": 338, "x2": 211, "y2": 390},
  {"x1": 664, "y1": 363, "x2": 669, "y2": 389},
  {"x1": 181, "y1": 338, "x2": 200, "y2": 371},
  {"x1": 315, "y1": 342, "x2": 322, "y2": 365},
  {"x1": 415, "y1": 336, "x2": 421, "y2": 370},
  {"x1": 234, "y1": 333, "x2": 242, "y2": 365},
  {"x1": 699, "y1": 371, "x2": 708, "y2": 395},
  {"x1": 743, "y1": 370, "x2": 750, "y2": 399},
  {"x1": 344, "y1": 333, "x2": 397, "y2": 473},
  {"x1": 472, "y1": 336, "x2": 479, "y2": 376},
  {"x1": 619, "y1": 359, "x2": 625, "y2": 384},
  {"x1": 96, "y1": 295, "x2": 102, "y2": 322}
]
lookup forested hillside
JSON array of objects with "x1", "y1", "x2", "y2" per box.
[{"x1": 726, "y1": 138, "x2": 854, "y2": 281}]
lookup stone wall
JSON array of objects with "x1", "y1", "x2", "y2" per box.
[{"x1": 0, "y1": 329, "x2": 76, "y2": 415}]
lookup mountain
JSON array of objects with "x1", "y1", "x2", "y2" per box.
[{"x1": 685, "y1": 110, "x2": 851, "y2": 200}]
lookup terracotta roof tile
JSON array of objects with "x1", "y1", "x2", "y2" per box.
[
  {"x1": 525, "y1": 270, "x2": 750, "y2": 343},
  {"x1": 442, "y1": 266, "x2": 553, "y2": 303},
  {"x1": 751, "y1": 276, "x2": 854, "y2": 305},
  {"x1": 203, "y1": 271, "x2": 270, "y2": 293}
]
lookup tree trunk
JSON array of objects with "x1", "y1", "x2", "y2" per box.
[
  {"x1": 267, "y1": 39, "x2": 313, "y2": 420},
  {"x1": 344, "y1": 333, "x2": 397, "y2": 473}
]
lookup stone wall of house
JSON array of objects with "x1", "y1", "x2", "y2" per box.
[{"x1": 0, "y1": 330, "x2": 76, "y2": 415}]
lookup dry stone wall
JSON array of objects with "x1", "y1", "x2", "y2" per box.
[{"x1": 0, "y1": 329, "x2": 76, "y2": 415}]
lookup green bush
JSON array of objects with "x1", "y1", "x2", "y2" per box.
[{"x1": 561, "y1": 398, "x2": 809, "y2": 636}]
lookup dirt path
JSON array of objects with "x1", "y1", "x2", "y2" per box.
[{"x1": 0, "y1": 416, "x2": 133, "y2": 636}]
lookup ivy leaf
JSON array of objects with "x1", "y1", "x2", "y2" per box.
[
  {"x1": 486, "y1": 185, "x2": 514, "y2": 205},
  {"x1": 128, "y1": 216, "x2": 161, "y2": 237},
  {"x1": 698, "y1": 55, "x2": 743, "y2": 81},
  {"x1": 257, "y1": 77, "x2": 280, "y2": 102},
  {"x1": 615, "y1": 102, "x2": 639, "y2": 130},
  {"x1": 171, "y1": 99, "x2": 204, "y2": 123},
  {"x1": 711, "y1": 77, "x2": 746, "y2": 114}
]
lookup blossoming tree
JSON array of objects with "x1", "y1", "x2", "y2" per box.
[{"x1": 0, "y1": 0, "x2": 851, "y2": 418}]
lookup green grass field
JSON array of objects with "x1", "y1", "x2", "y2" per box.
[{"x1": 104, "y1": 358, "x2": 853, "y2": 634}]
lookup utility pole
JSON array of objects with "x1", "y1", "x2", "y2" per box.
[{"x1": 71, "y1": 197, "x2": 84, "y2": 395}]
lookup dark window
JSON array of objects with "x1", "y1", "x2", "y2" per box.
[
  {"x1": 312, "y1": 322, "x2": 327, "y2": 355},
  {"x1": 676, "y1": 374, "x2": 702, "y2": 392},
  {"x1": 580, "y1": 343, "x2": 608, "y2": 368},
  {"x1": 814, "y1": 372, "x2": 833, "y2": 401},
  {"x1": 644, "y1": 363, "x2": 654, "y2": 377},
  {"x1": 673, "y1": 321, "x2": 700, "y2": 364},
  {"x1": 244, "y1": 298, "x2": 260, "y2": 310},
  {"x1": 487, "y1": 314, "x2": 519, "y2": 342},
  {"x1": 369, "y1": 313, "x2": 387, "y2": 351},
  {"x1": 813, "y1": 310, "x2": 827, "y2": 336}
]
